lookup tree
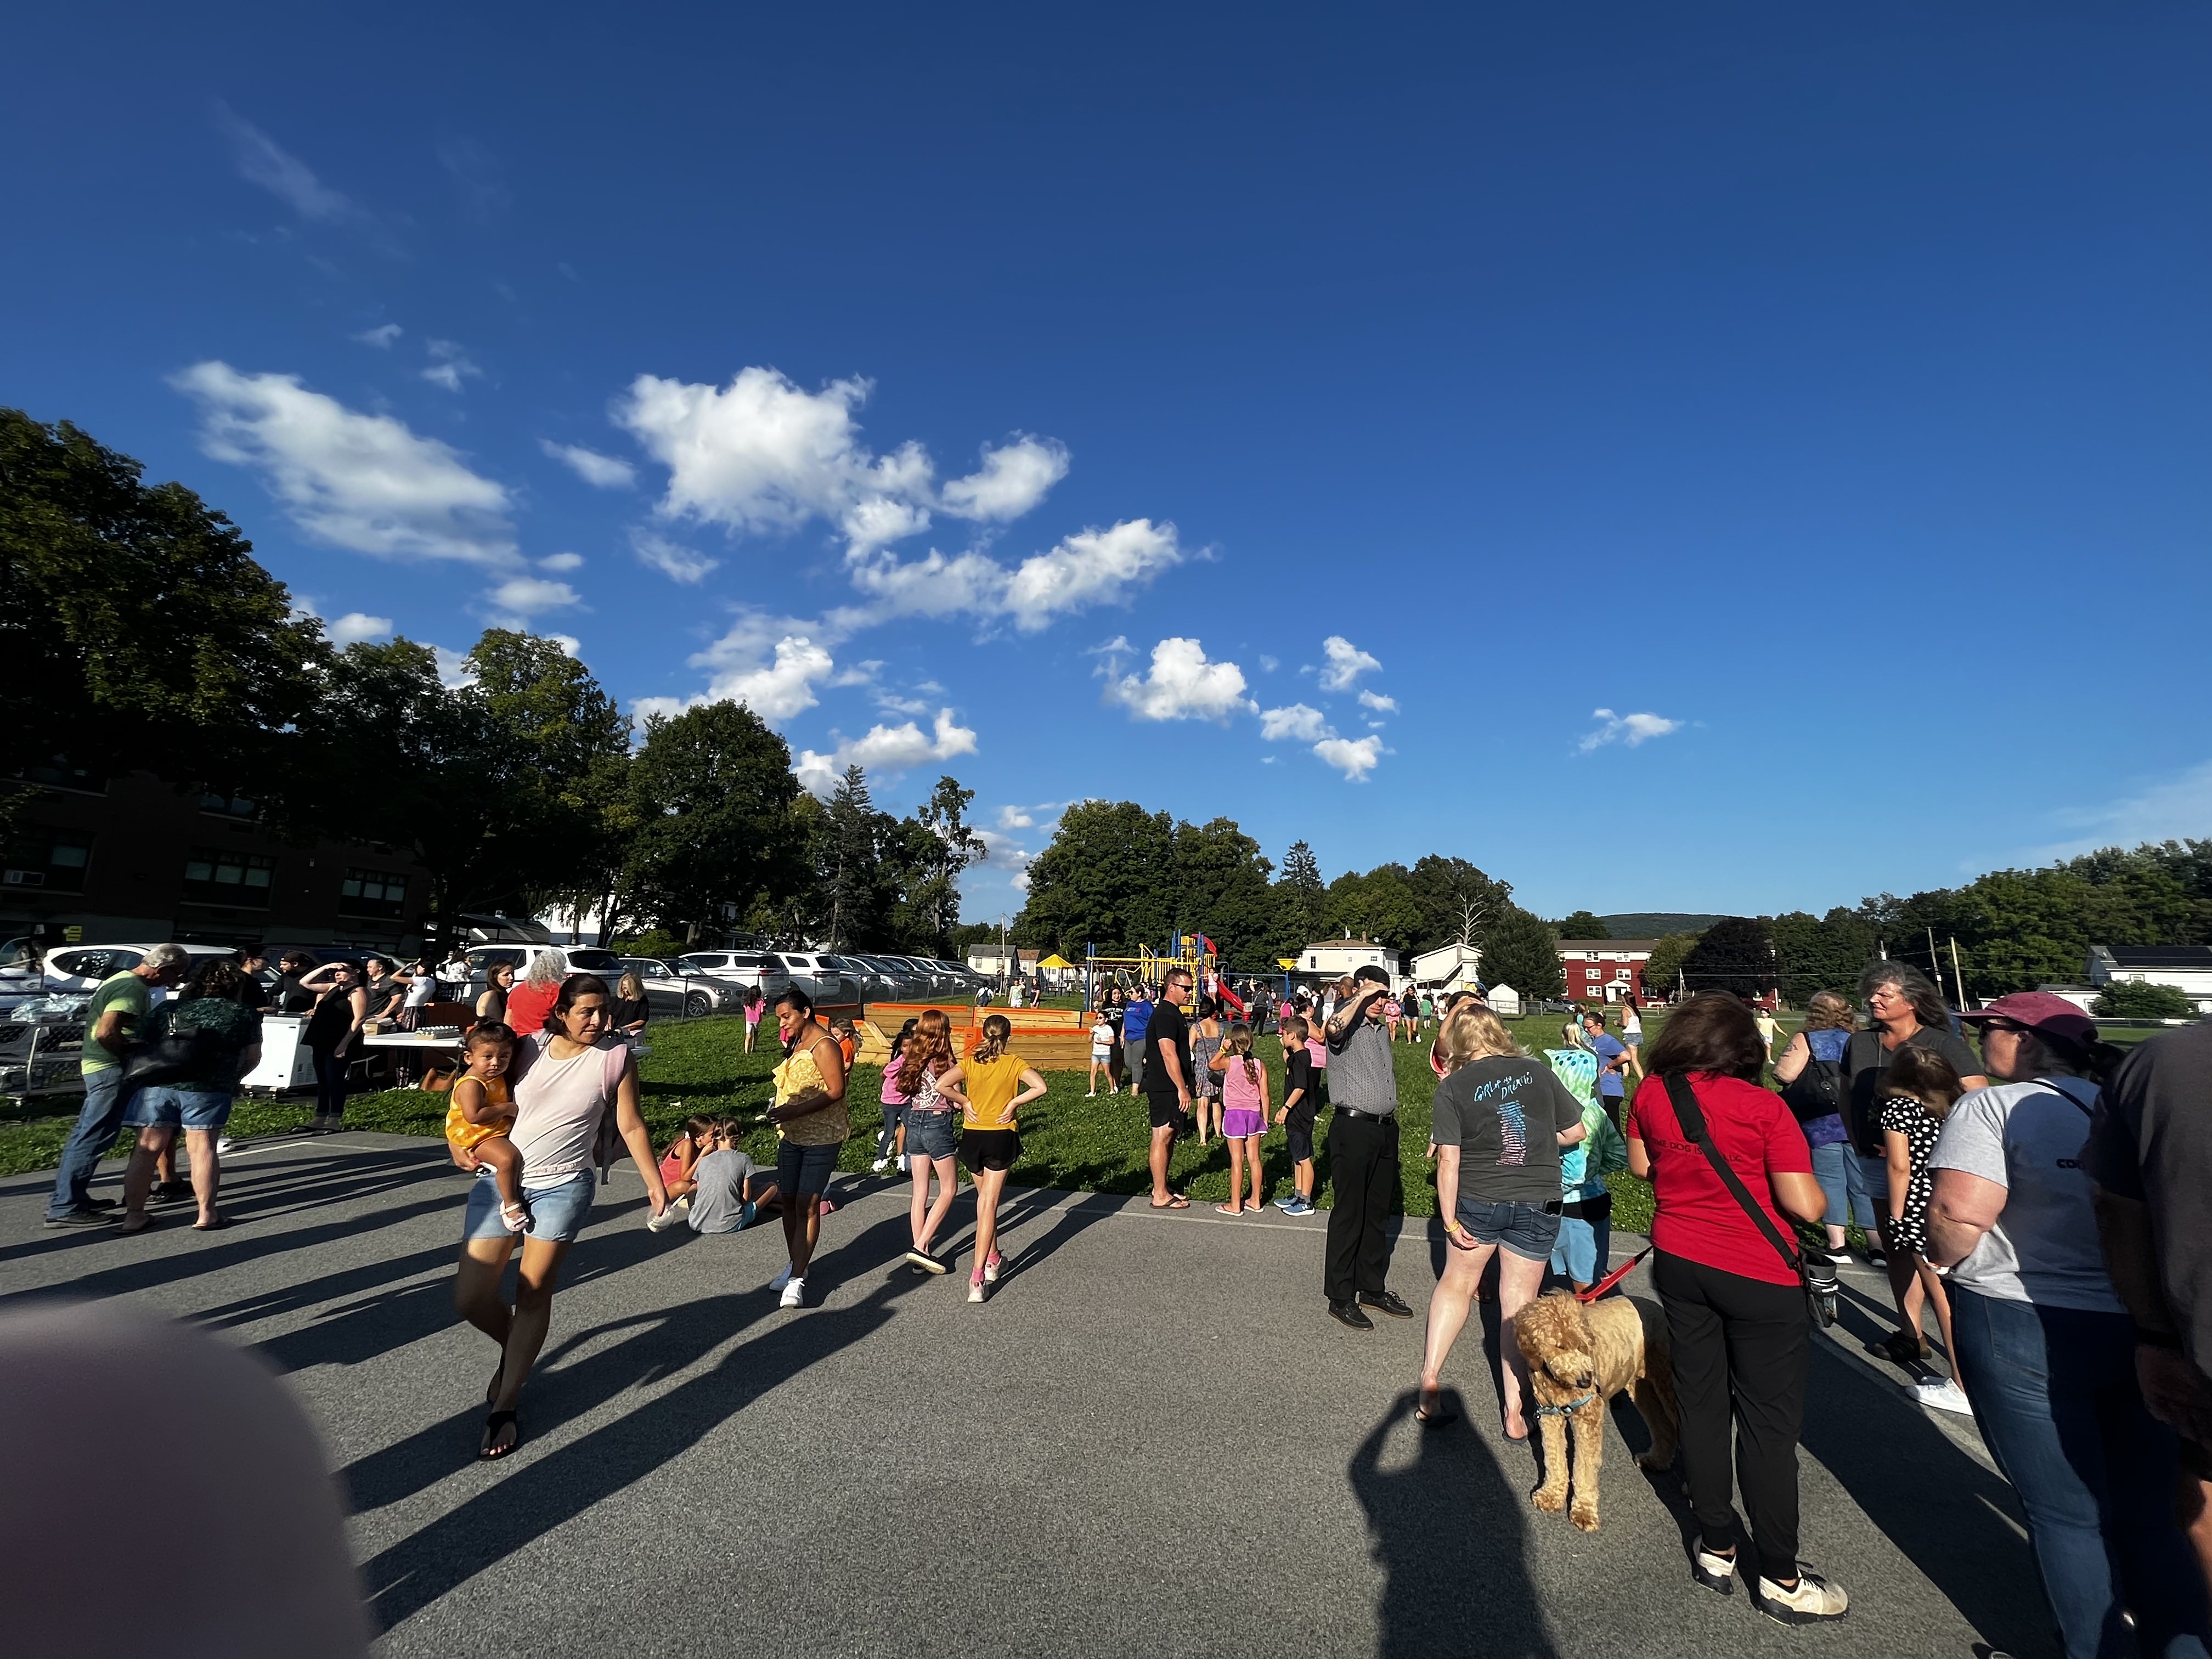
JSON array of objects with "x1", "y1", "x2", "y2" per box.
[
  {"x1": 1642, "y1": 933, "x2": 1700, "y2": 1002},
  {"x1": 893, "y1": 776, "x2": 986, "y2": 956},
  {"x1": 1769, "y1": 908, "x2": 1880, "y2": 1007},
  {"x1": 0, "y1": 409, "x2": 324, "y2": 832},
  {"x1": 1171, "y1": 817, "x2": 1276, "y2": 970},
  {"x1": 820, "y1": 766, "x2": 891, "y2": 950},
  {"x1": 1272, "y1": 840, "x2": 1328, "y2": 960},
  {"x1": 624, "y1": 701, "x2": 805, "y2": 943},
  {"x1": 1402, "y1": 855, "x2": 1512, "y2": 956},
  {"x1": 1681, "y1": 917, "x2": 1779, "y2": 1000},
  {"x1": 2092, "y1": 981, "x2": 2196, "y2": 1021},
  {"x1": 1324, "y1": 864, "x2": 1423, "y2": 949},
  {"x1": 1015, "y1": 800, "x2": 1178, "y2": 955},
  {"x1": 1555, "y1": 910, "x2": 1609, "y2": 940},
  {"x1": 1481, "y1": 906, "x2": 1565, "y2": 999}
]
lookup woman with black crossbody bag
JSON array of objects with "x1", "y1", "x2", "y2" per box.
[{"x1": 1624, "y1": 994, "x2": 1848, "y2": 1626}]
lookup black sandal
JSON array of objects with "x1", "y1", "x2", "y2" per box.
[
  {"x1": 478, "y1": 1410, "x2": 520, "y2": 1461},
  {"x1": 1415, "y1": 1399, "x2": 1460, "y2": 1428}
]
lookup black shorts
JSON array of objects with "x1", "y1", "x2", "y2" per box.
[
  {"x1": 776, "y1": 1137, "x2": 840, "y2": 1199},
  {"x1": 959, "y1": 1127, "x2": 1020, "y2": 1173},
  {"x1": 1146, "y1": 1092, "x2": 1186, "y2": 1131},
  {"x1": 1285, "y1": 1122, "x2": 1314, "y2": 1164}
]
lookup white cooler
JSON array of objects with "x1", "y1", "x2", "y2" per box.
[{"x1": 240, "y1": 1014, "x2": 319, "y2": 1094}]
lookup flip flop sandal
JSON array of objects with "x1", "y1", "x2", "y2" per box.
[
  {"x1": 191, "y1": 1212, "x2": 232, "y2": 1231},
  {"x1": 1150, "y1": 1195, "x2": 1191, "y2": 1210},
  {"x1": 1215, "y1": 1203, "x2": 1242, "y2": 1215},
  {"x1": 1415, "y1": 1401, "x2": 1460, "y2": 1427},
  {"x1": 478, "y1": 1410, "x2": 521, "y2": 1461}
]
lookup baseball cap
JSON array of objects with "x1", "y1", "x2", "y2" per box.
[{"x1": 1957, "y1": 991, "x2": 2097, "y2": 1047}]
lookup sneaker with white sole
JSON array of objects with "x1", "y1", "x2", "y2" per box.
[
  {"x1": 647, "y1": 1205, "x2": 682, "y2": 1232},
  {"x1": 896, "y1": 1154, "x2": 909, "y2": 1173},
  {"x1": 906, "y1": 1245, "x2": 947, "y2": 1274},
  {"x1": 1755, "y1": 1568, "x2": 1848, "y2": 1623},
  {"x1": 1692, "y1": 1547, "x2": 1737, "y2": 1595},
  {"x1": 967, "y1": 1272, "x2": 986, "y2": 1304},
  {"x1": 779, "y1": 1276, "x2": 806, "y2": 1309},
  {"x1": 984, "y1": 1252, "x2": 1003, "y2": 1283},
  {"x1": 1914, "y1": 1377, "x2": 1973, "y2": 1415},
  {"x1": 871, "y1": 1158, "x2": 889, "y2": 1172}
]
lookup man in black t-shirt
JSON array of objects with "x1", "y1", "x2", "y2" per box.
[{"x1": 1143, "y1": 969, "x2": 1197, "y2": 1207}]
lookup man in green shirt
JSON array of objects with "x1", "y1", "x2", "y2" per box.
[{"x1": 46, "y1": 944, "x2": 192, "y2": 1227}]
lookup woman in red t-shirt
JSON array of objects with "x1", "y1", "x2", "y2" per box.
[
  {"x1": 1626, "y1": 994, "x2": 1839, "y2": 1623},
  {"x1": 501, "y1": 951, "x2": 564, "y2": 1039}
]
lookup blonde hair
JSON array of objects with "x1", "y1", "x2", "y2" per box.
[
  {"x1": 617, "y1": 971, "x2": 644, "y2": 1000},
  {"x1": 1226, "y1": 1021, "x2": 1259, "y2": 1086},
  {"x1": 1440, "y1": 1005, "x2": 1521, "y2": 1072},
  {"x1": 974, "y1": 1012, "x2": 1013, "y2": 1065},
  {"x1": 1803, "y1": 990, "x2": 1856, "y2": 1031}
]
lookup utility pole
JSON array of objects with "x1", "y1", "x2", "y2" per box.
[{"x1": 1949, "y1": 936, "x2": 1970, "y2": 1011}]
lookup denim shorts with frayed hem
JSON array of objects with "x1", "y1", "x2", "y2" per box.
[
  {"x1": 903, "y1": 1109, "x2": 957, "y2": 1162},
  {"x1": 1454, "y1": 1196, "x2": 1562, "y2": 1263},
  {"x1": 123, "y1": 1086, "x2": 234, "y2": 1132},
  {"x1": 463, "y1": 1169, "x2": 595, "y2": 1243}
]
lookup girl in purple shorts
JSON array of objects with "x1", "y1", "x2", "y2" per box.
[{"x1": 1214, "y1": 1023, "x2": 1271, "y2": 1215}]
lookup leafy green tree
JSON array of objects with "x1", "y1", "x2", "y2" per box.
[
  {"x1": 1642, "y1": 932, "x2": 1700, "y2": 1001},
  {"x1": 1482, "y1": 906, "x2": 1566, "y2": 999},
  {"x1": 1681, "y1": 917, "x2": 1778, "y2": 999},
  {"x1": 1555, "y1": 910, "x2": 1609, "y2": 940},
  {"x1": 1172, "y1": 817, "x2": 1276, "y2": 970},
  {"x1": 1403, "y1": 855, "x2": 1513, "y2": 956},
  {"x1": 1770, "y1": 908, "x2": 1879, "y2": 1006},
  {"x1": 1325, "y1": 864, "x2": 1423, "y2": 948},
  {"x1": 0, "y1": 409, "x2": 324, "y2": 832},
  {"x1": 891, "y1": 776, "x2": 986, "y2": 956},
  {"x1": 1272, "y1": 840, "x2": 1329, "y2": 960},
  {"x1": 625, "y1": 701, "x2": 805, "y2": 943},
  {"x1": 2091, "y1": 981, "x2": 2197, "y2": 1020},
  {"x1": 820, "y1": 765, "x2": 893, "y2": 950},
  {"x1": 1015, "y1": 800, "x2": 1178, "y2": 955}
]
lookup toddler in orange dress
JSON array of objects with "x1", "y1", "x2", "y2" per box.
[{"x1": 444, "y1": 1023, "x2": 525, "y2": 1232}]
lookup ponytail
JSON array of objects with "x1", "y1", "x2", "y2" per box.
[{"x1": 974, "y1": 1013, "x2": 1012, "y2": 1065}]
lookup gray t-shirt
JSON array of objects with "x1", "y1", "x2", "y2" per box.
[
  {"x1": 1927, "y1": 1077, "x2": 2123, "y2": 1314},
  {"x1": 686, "y1": 1148, "x2": 761, "y2": 1234}
]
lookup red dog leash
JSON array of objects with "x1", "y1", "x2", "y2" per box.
[{"x1": 1576, "y1": 1244, "x2": 1653, "y2": 1303}]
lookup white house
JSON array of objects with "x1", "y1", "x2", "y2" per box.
[
  {"x1": 1486, "y1": 983, "x2": 1523, "y2": 1017},
  {"x1": 1300, "y1": 936, "x2": 1403, "y2": 981},
  {"x1": 1411, "y1": 943, "x2": 1482, "y2": 993},
  {"x1": 966, "y1": 944, "x2": 1039, "y2": 978},
  {"x1": 2086, "y1": 945, "x2": 2212, "y2": 1014}
]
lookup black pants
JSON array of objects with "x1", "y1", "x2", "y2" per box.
[
  {"x1": 1655, "y1": 1249, "x2": 1809, "y2": 1582},
  {"x1": 1323, "y1": 1111, "x2": 1399, "y2": 1305},
  {"x1": 312, "y1": 1048, "x2": 348, "y2": 1120}
]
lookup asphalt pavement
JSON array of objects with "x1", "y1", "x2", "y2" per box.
[{"x1": 0, "y1": 1132, "x2": 2051, "y2": 1657}]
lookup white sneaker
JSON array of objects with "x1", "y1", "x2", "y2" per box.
[
  {"x1": 1754, "y1": 1568, "x2": 1848, "y2": 1624},
  {"x1": 1692, "y1": 1547, "x2": 1737, "y2": 1595},
  {"x1": 871, "y1": 1158, "x2": 889, "y2": 1172},
  {"x1": 779, "y1": 1276, "x2": 805, "y2": 1309},
  {"x1": 647, "y1": 1205, "x2": 682, "y2": 1232},
  {"x1": 1914, "y1": 1377, "x2": 1973, "y2": 1415},
  {"x1": 897, "y1": 1154, "x2": 909, "y2": 1173},
  {"x1": 215, "y1": 1137, "x2": 236, "y2": 1158}
]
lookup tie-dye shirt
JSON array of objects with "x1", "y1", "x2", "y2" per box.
[{"x1": 1430, "y1": 1055, "x2": 1587, "y2": 1205}]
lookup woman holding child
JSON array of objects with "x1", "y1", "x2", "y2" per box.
[{"x1": 448, "y1": 974, "x2": 669, "y2": 1462}]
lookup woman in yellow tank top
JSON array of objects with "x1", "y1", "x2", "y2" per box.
[{"x1": 935, "y1": 1013, "x2": 1046, "y2": 1303}]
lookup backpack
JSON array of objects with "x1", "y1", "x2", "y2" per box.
[{"x1": 1782, "y1": 1032, "x2": 1845, "y2": 1124}]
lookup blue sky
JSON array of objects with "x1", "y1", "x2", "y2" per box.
[{"x1": 8, "y1": 3, "x2": 2209, "y2": 924}]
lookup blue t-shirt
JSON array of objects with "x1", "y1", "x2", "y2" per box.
[
  {"x1": 1592, "y1": 1033, "x2": 1628, "y2": 1098},
  {"x1": 1121, "y1": 1000, "x2": 1152, "y2": 1048}
]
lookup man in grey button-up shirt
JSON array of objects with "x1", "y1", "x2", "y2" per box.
[{"x1": 1324, "y1": 966, "x2": 1412, "y2": 1329}]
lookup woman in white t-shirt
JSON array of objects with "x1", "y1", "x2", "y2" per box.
[
  {"x1": 1928, "y1": 993, "x2": 2208, "y2": 1659},
  {"x1": 449, "y1": 973, "x2": 669, "y2": 1462}
]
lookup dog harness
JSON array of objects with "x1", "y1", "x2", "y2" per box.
[{"x1": 1534, "y1": 1391, "x2": 1599, "y2": 1418}]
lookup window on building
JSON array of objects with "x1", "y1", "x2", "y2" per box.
[
  {"x1": 1584, "y1": 951, "x2": 1600, "y2": 961},
  {"x1": 1614, "y1": 968, "x2": 1632, "y2": 981},
  {"x1": 200, "y1": 793, "x2": 259, "y2": 820},
  {"x1": 13, "y1": 760, "x2": 108, "y2": 794},
  {"x1": 181, "y1": 847, "x2": 275, "y2": 906},
  {"x1": 2, "y1": 825, "x2": 94, "y2": 893},
  {"x1": 340, "y1": 867, "x2": 408, "y2": 919}
]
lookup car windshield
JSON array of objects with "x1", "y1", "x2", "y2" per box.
[{"x1": 567, "y1": 949, "x2": 620, "y2": 972}]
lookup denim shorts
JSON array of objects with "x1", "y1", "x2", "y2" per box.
[
  {"x1": 123, "y1": 1086, "x2": 234, "y2": 1132},
  {"x1": 1454, "y1": 1196, "x2": 1562, "y2": 1262},
  {"x1": 904, "y1": 1109, "x2": 957, "y2": 1162},
  {"x1": 463, "y1": 1169, "x2": 595, "y2": 1243},
  {"x1": 776, "y1": 1137, "x2": 841, "y2": 1199}
]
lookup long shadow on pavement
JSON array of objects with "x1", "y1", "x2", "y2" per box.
[
  {"x1": 1352, "y1": 1390, "x2": 1561, "y2": 1658},
  {"x1": 353, "y1": 1199, "x2": 1119, "y2": 1632}
]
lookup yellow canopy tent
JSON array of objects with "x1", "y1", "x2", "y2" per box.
[{"x1": 1036, "y1": 953, "x2": 1074, "y2": 970}]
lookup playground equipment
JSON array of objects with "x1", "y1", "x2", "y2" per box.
[{"x1": 1080, "y1": 934, "x2": 1217, "y2": 1009}]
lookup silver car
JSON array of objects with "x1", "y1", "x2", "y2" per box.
[
  {"x1": 617, "y1": 957, "x2": 747, "y2": 1019},
  {"x1": 677, "y1": 951, "x2": 784, "y2": 999}
]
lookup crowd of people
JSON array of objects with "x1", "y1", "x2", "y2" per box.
[{"x1": 35, "y1": 936, "x2": 2212, "y2": 1652}]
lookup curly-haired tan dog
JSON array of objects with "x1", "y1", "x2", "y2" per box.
[{"x1": 1514, "y1": 1290, "x2": 1678, "y2": 1532}]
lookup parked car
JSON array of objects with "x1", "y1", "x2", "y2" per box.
[
  {"x1": 616, "y1": 956, "x2": 748, "y2": 1019},
  {"x1": 464, "y1": 943, "x2": 624, "y2": 1000},
  {"x1": 676, "y1": 951, "x2": 785, "y2": 1000},
  {"x1": 767, "y1": 951, "x2": 861, "y2": 1006},
  {"x1": 40, "y1": 942, "x2": 239, "y2": 995}
]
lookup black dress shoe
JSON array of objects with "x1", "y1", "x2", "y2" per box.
[
  {"x1": 1329, "y1": 1300, "x2": 1375, "y2": 1331},
  {"x1": 1360, "y1": 1289, "x2": 1415, "y2": 1319}
]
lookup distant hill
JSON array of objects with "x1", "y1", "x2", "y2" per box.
[{"x1": 1596, "y1": 913, "x2": 1726, "y2": 940}]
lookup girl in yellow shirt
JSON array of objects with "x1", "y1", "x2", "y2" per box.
[{"x1": 935, "y1": 1014, "x2": 1046, "y2": 1303}]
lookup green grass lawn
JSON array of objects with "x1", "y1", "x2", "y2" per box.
[{"x1": 5, "y1": 1005, "x2": 2155, "y2": 1218}]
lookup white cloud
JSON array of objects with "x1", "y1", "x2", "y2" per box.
[
  {"x1": 998, "y1": 519, "x2": 1186, "y2": 631},
  {"x1": 793, "y1": 709, "x2": 979, "y2": 797},
  {"x1": 327, "y1": 611, "x2": 392, "y2": 646},
  {"x1": 171, "y1": 362, "x2": 518, "y2": 566},
  {"x1": 539, "y1": 551, "x2": 584, "y2": 572},
  {"x1": 1104, "y1": 637, "x2": 1255, "y2": 723},
  {"x1": 1578, "y1": 708, "x2": 1684, "y2": 753},
  {"x1": 1258, "y1": 654, "x2": 1279, "y2": 673},
  {"x1": 432, "y1": 645, "x2": 476, "y2": 688},
  {"x1": 487, "y1": 577, "x2": 580, "y2": 623},
  {"x1": 874, "y1": 691, "x2": 932, "y2": 716},
  {"x1": 1358, "y1": 690, "x2": 1398, "y2": 714},
  {"x1": 996, "y1": 805, "x2": 1035, "y2": 830},
  {"x1": 213, "y1": 104, "x2": 356, "y2": 223},
  {"x1": 540, "y1": 439, "x2": 636, "y2": 490},
  {"x1": 631, "y1": 529, "x2": 719, "y2": 584},
  {"x1": 1314, "y1": 735, "x2": 1384, "y2": 781},
  {"x1": 940, "y1": 436, "x2": 1070, "y2": 521},
  {"x1": 547, "y1": 634, "x2": 581, "y2": 657},
  {"x1": 1318, "y1": 635, "x2": 1382, "y2": 692},
  {"x1": 353, "y1": 323, "x2": 402, "y2": 349},
  {"x1": 649, "y1": 625, "x2": 841, "y2": 725},
  {"x1": 1260, "y1": 703, "x2": 1330, "y2": 742},
  {"x1": 422, "y1": 339, "x2": 482, "y2": 393},
  {"x1": 631, "y1": 696, "x2": 687, "y2": 724}
]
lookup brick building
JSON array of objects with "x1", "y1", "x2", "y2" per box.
[
  {"x1": 2, "y1": 764, "x2": 433, "y2": 956},
  {"x1": 1555, "y1": 938, "x2": 1658, "y2": 1003}
]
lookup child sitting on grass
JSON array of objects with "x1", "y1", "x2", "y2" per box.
[{"x1": 444, "y1": 1023, "x2": 525, "y2": 1232}]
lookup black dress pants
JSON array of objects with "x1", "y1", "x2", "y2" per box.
[
  {"x1": 1654, "y1": 1248, "x2": 1810, "y2": 1582},
  {"x1": 1323, "y1": 1111, "x2": 1399, "y2": 1305}
]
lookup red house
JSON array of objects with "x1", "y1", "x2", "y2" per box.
[{"x1": 1555, "y1": 939, "x2": 1658, "y2": 1003}]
